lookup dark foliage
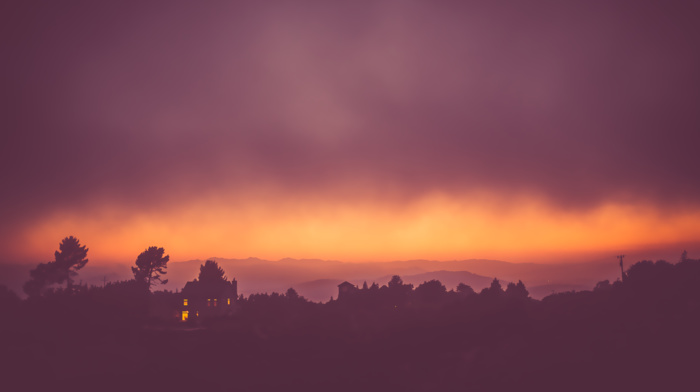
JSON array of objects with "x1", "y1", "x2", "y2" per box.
[
  {"x1": 5, "y1": 253, "x2": 700, "y2": 392},
  {"x1": 414, "y1": 279, "x2": 447, "y2": 302},
  {"x1": 0, "y1": 284, "x2": 19, "y2": 306},
  {"x1": 53, "y1": 236, "x2": 89, "y2": 285},
  {"x1": 456, "y1": 282, "x2": 476, "y2": 296},
  {"x1": 505, "y1": 280, "x2": 529, "y2": 300},
  {"x1": 198, "y1": 259, "x2": 227, "y2": 283},
  {"x1": 23, "y1": 236, "x2": 88, "y2": 297}
]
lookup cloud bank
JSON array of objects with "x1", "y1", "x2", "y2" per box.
[{"x1": 2, "y1": 1, "x2": 699, "y2": 262}]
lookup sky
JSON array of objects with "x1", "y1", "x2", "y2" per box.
[{"x1": 2, "y1": 0, "x2": 700, "y2": 266}]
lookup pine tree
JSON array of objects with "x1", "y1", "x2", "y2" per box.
[{"x1": 132, "y1": 246, "x2": 169, "y2": 289}]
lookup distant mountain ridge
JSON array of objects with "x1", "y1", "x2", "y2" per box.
[
  {"x1": 388, "y1": 270, "x2": 498, "y2": 291},
  {"x1": 3, "y1": 242, "x2": 693, "y2": 299},
  {"x1": 284, "y1": 270, "x2": 498, "y2": 302},
  {"x1": 1, "y1": 256, "x2": 621, "y2": 301},
  {"x1": 160, "y1": 257, "x2": 621, "y2": 301}
]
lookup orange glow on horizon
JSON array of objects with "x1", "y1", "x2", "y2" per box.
[{"x1": 13, "y1": 192, "x2": 700, "y2": 265}]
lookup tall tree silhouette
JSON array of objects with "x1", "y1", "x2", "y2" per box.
[
  {"x1": 53, "y1": 236, "x2": 88, "y2": 287},
  {"x1": 198, "y1": 259, "x2": 227, "y2": 284},
  {"x1": 456, "y1": 283, "x2": 476, "y2": 296},
  {"x1": 480, "y1": 278, "x2": 505, "y2": 299},
  {"x1": 23, "y1": 236, "x2": 88, "y2": 296},
  {"x1": 132, "y1": 247, "x2": 169, "y2": 289},
  {"x1": 386, "y1": 275, "x2": 413, "y2": 307},
  {"x1": 415, "y1": 279, "x2": 447, "y2": 301},
  {"x1": 388, "y1": 275, "x2": 405, "y2": 289},
  {"x1": 286, "y1": 287, "x2": 300, "y2": 300},
  {"x1": 505, "y1": 280, "x2": 529, "y2": 299}
]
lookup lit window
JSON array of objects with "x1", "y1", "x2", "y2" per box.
[
  {"x1": 182, "y1": 311, "x2": 189, "y2": 322},
  {"x1": 214, "y1": 298, "x2": 218, "y2": 307},
  {"x1": 196, "y1": 311, "x2": 199, "y2": 317},
  {"x1": 227, "y1": 298, "x2": 231, "y2": 305},
  {"x1": 183, "y1": 299, "x2": 188, "y2": 306},
  {"x1": 207, "y1": 298, "x2": 211, "y2": 307}
]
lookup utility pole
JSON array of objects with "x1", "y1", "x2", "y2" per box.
[{"x1": 616, "y1": 254, "x2": 626, "y2": 282}]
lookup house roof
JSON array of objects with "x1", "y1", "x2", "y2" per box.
[{"x1": 182, "y1": 279, "x2": 235, "y2": 299}]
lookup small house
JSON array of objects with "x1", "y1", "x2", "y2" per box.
[
  {"x1": 337, "y1": 281, "x2": 358, "y2": 300},
  {"x1": 179, "y1": 278, "x2": 238, "y2": 321}
]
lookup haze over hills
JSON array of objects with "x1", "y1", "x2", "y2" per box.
[
  {"x1": 3, "y1": 242, "x2": 694, "y2": 299},
  {"x1": 0, "y1": 254, "x2": 672, "y2": 301},
  {"x1": 158, "y1": 257, "x2": 623, "y2": 301}
]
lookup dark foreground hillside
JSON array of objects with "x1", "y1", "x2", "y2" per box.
[{"x1": 2, "y1": 257, "x2": 699, "y2": 392}]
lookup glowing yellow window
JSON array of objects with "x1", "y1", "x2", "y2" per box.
[
  {"x1": 227, "y1": 298, "x2": 231, "y2": 305},
  {"x1": 181, "y1": 311, "x2": 189, "y2": 322},
  {"x1": 183, "y1": 299, "x2": 188, "y2": 306}
]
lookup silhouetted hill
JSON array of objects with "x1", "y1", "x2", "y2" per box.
[
  {"x1": 291, "y1": 278, "x2": 344, "y2": 302},
  {"x1": 528, "y1": 284, "x2": 590, "y2": 299}
]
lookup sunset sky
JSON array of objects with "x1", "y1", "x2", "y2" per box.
[{"x1": 2, "y1": 0, "x2": 699, "y2": 266}]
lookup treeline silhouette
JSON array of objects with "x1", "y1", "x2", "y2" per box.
[{"x1": 1, "y1": 238, "x2": 699, "y2": 392}]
